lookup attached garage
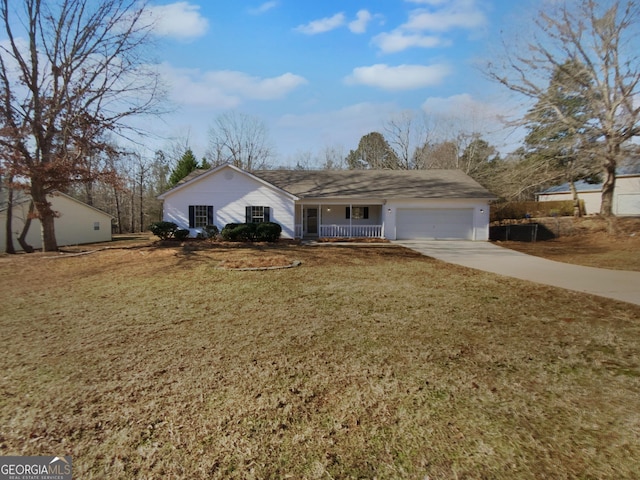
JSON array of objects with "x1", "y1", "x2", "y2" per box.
[{"x1": 396, "y1": 208, "x2": 474, "y2": 240}]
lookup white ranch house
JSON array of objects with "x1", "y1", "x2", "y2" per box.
[{"x1": 158, "y1": 164, "x2": 495, "y2": 241}]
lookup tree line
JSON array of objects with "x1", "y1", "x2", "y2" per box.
[{"x1": 1, "y1": 0, "x2": 639, "y2": 252}]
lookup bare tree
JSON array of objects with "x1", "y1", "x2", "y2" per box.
[
  {"x1": 487, "y1": 0, "x2": 640, "y2": 216},
  {"x1": 385, "y1": 111, "x2": 417, "y2": 170},
  {"x1": 207, "y1": 111, "x2": 273, "y2": 171},
  {"x1": 318, "y1": 144, "x2": 346, "y2": 170},
  {"x1": 0, "y1": 0, "x2": 165, "y2": 251}
]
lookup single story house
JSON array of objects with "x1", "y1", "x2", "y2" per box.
[
  {"x1": 158, "y1": 164, "x2": 495, "y2": 241},
  {"x1": 537, "y1": 173, "x2": 640, "y2": 215},
  {"x1": 0, "y1": 191, "x2": 113, "y2": 253}
]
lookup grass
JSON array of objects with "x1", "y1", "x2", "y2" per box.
[
  {"x1": 499, "y1": 233, "x2": 640, "y2": 271},
  {"x1": 1, "y1": 242, "x2": 640, "y2": 479}
]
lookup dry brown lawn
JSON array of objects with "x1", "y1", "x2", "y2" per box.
[
  {"x1": 1, "y1": 241, "x2": 639, "y2": 479},
  {"x1": 497, "y1": 217, "x2": 640, "y2": 271}
]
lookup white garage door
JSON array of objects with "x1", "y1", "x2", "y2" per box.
[{"x1": 396, "y1": 208, "x2": 474, "y2": 240}]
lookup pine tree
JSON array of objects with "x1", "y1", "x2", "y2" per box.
[
  {"x1": 346, "y1": 132, "x2": 400, "y2": 169},
  {"x1": 522, "y1": 59, "x2": 598, "y2": 215},
  {"x1": 169, "y1": 148, "x2": 199, "y2": 186}
]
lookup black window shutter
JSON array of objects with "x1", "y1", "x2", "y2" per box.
[
  {"x1": 264, "y1": 206, "x2": 270, "y2": 222},
  {"x1": 364, "y1": 207, "x2": 369, "y2": 219},
  {"x1": 188, "y1": 205, "x2": 195, "y2": 228},
  {"x1": 246, "y1": 206, "x2": 252, "y2": 223},
  {"x1": 346, "y1": 207, "x2": 350, "y2": 219},
  {"x1": 207, "y1": 206, "x2": 214, "y2": 225}
]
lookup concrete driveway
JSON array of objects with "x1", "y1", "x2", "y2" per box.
[{"x1": 394, "y1": 240, "x2": 640, "y2": 306}]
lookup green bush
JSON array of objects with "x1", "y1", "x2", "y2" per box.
[
  {"x1": 256, "y1": 222, "x2": 282, "y2": 242},
  {"x1": 221, "y1": 223, "x2": 256, "y2": 242},
  {"x1": 149, "y1": 221, "x2": 178, "y2": 240},
  {"x1": 204, "y1": 224, "x2": 219, "y2": 238},
  {"x1": 174, "y1": 229, "x2": 190, "y2": 240},
  {"x1": 221, "y1": 222, "x2": 282, "y2": 242}
]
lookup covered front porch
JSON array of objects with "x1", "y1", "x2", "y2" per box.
[{"x1": 294, "y1": 203, "x2": 384, "y2": 239}]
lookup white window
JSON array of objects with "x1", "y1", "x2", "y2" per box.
[
  {"x1": 346, "y1": 206, "x2": 369, "y2": 220},
  {"x1": 194, "y1": 206, "x2": 209, "y2": 227},
  {"x1": 189, "y1": 205, "x2": 213, "y2": 228},
  {"x1": 246, "y1": 206, "x2": 271, "y2": 223},
  {"x1": 94, "y1": 222, "x2": 100, "y2": 231},
  {"x1": 251, "y1": 206, "x2": 265, "y2": 223}
]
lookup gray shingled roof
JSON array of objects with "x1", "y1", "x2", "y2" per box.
[
  {"x1": 170, "y1": 167, "x2": 495, "y2": 200},
  {"x1": 253, "y1": 169, "x2": 494, "y2": 199}
]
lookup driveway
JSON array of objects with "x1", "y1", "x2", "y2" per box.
[{"x1": 394, "y1": 240, "x2": 640, "y2": 306}]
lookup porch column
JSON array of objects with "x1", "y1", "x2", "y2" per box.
[
  {"x1": 349, "y1": 203, "x2": 352, "y2": 238},
  {"x1": 318, "y1": 204, "x2": 322, "y2": 237}
]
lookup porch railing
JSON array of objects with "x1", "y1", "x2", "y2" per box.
[{"x1": 319, "y1": 224, "x2": 383, "y2": 238}]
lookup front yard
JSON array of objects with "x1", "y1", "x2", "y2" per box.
[{"x1": 1, "y1": 243, "x2": 639, "y2": 478}]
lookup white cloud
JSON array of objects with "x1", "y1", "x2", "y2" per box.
[
  {"x1": 348, "y1": 10, "x2": 373, "y2": 34},
  {"x1": 403, "y1": 4, "x2": 486, "y2": 32},
  {"x1": 159, "y1": 63, "x2": 307, "y2": 108},
  {"x1": 205, "y1": 71, "x2": 308, "y2": 100},
  {"x1": 345, "y1": 64, "x2": 451, "y2": 90},
  {"x1": 248, "y1": 1, "x2": 278, "y2": 15},
  {"x1": 144, "y1": 2, "x2": 209, "y2": 40},
  {"x1": 295, "y1": 13, "x2": 346, "y2": 35},
  {"x1": 373, "y1": 0, "x2": 487, "y2": 53},
  {"x1": 372, "y1": 31, "x2": 445, "y2": 53}
]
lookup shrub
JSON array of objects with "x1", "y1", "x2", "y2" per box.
[
  {"x1": 221, "y1": 223, "x2": 256, "y2": 242},
  {"x1": 204, "y1": 224, "x2": 219, "y2": 238},
  {"x1": 174, "y1": 229, "x2": 190, "y2": 240},
  {"x1": 149, "y1": 221, "x2": 178, "y2": 240},
  {"x1": 256, "y1": 222, "x2": 282, "y2": 242},
  {"x1": 221, "y1": 222, "x2": 282, "y2": 242}
]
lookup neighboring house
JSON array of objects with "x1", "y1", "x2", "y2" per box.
[
  {"x1": 0, "y1": 191, "x2": 113, "y2": 253},
  {"x1": 158, "y1": 164, "x2": 495, "y2": 241},
  {"x1": 537, "y1": 173, "x2": 640, "y2": 215}
]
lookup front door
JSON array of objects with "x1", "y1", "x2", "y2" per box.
[{"x1": 306, "y1": 208, "x2": 318, "y2": 236}]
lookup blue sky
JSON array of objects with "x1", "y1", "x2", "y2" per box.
[
  {"x1": 65, "y1": 0, "x2": 536, "y2": 165},
  {"x1": 142, "y1": 0, "x2": 529, "y2": 165},
  {"x1": 103, "y1": 1, "x2": 540, "y2": 165}
]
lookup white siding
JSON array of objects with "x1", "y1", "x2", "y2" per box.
[
  {"x1": 0, "y1": 193, "x2": 113, "y2": 252},
  {"x1": 538, "y1": 191, "x2": 601, "y2": 215},
  {"x1": 538, "y1": 176, "x2": 640, "y2": 215},
  {"x1": 384, "y1": 199, "x2": 490, "y2": 241},
  {"x1": 162, "y1": 166, "x2": 296, "y2": 238}
]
